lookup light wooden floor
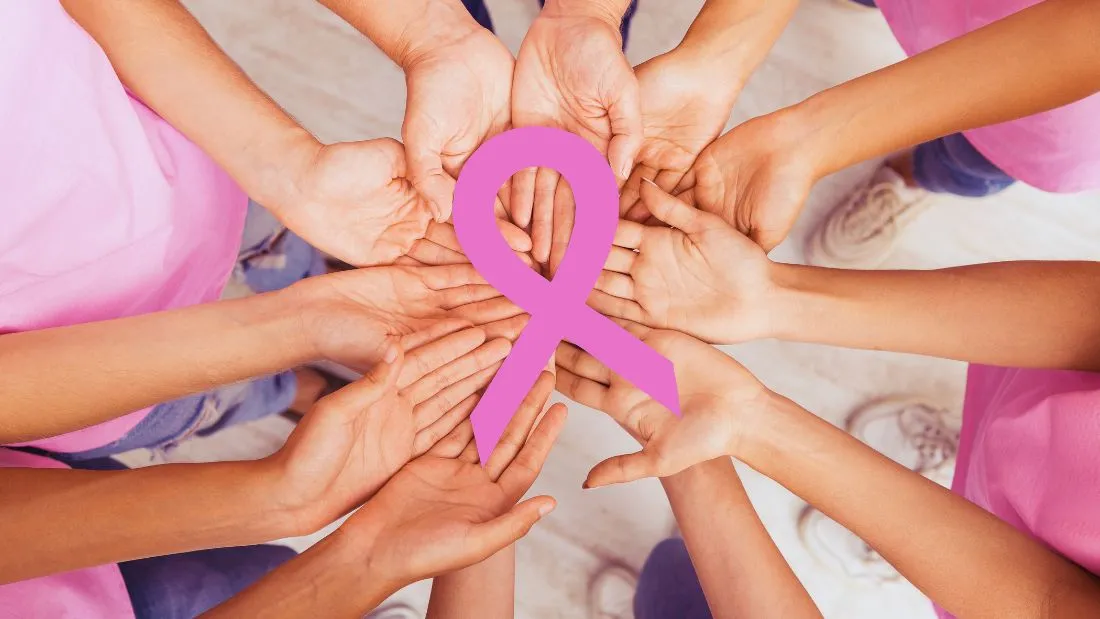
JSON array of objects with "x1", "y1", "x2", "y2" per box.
[{"x1": 146, "y1": 1, "x2": 1100, "y2": 617}]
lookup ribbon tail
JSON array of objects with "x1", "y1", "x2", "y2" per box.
[
  {"x1": 569, "y1": 309, "x2": 681, "y2": 416},
  {"x1": 470, "y1": 316, "x2": 560, "y2": 463}
]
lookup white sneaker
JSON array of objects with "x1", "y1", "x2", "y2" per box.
[
  {"x1": 797, "y1": 504, "x2": 901, "y2": 583},
  {"x1": 588, "y1": 564, "x2": 639, "y2": 619},
  {"x1": 846, "y1": 396, "x2": 960, "y2": 487},
  {"x1": 365, "y1": 602, "x2": 420, "y2": 619},
  {"x1": 805, "y1": 165, "x2": 930, "y2": 268}
]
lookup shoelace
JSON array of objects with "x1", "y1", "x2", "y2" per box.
[
  {"x1": 898, "y1": 404, "x2": 960, "y2": 474},
  {"x1": 841, "y1": 182, "x2": 907, "y2": 242}
]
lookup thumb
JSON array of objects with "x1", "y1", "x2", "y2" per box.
[
  {"x1": 640, "y1": 178, "x2": 708, "y2": 234},
  {"x1": 605, "y1": 81, "x2": 643, "y2": 184},
  {"x1": 465, "y1": 496, "x2": 556, "y2": 560},
  {"x1": 405, "y1": 133, "x2": 457, "y2": 223},
  {"x1": 321, "y1": 345, "x2": 404, "y2": 410},
  {"x1": 583, "y1": 450, "x2": 660, "y2": 489}
]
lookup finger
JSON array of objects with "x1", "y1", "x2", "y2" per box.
[
  {"x1": 587, "y1": 290, "x2": 645, "y2": 323},
  {"x1": 425, "y1": 416, "x2": 476, "y2": 459},
  {"x1": 613, "y1": 219, "x2": 645, "y2": 250},
  {"x1": 606, "y1": 80, "x2": 644, "y2": 183},
  {"x1": 530, "y1": 168, "x2": 560, "y2": 265},
  {"x1": 319, "y1": 346, "x2": 403, "y2": 411},
  {"x1": 404, "y1": 240, "x2": 468, "y2": 266},
  {"x1": 548, "y1": 180, "x2": 575, "y2": 278},
  {"x1": 641, "y1": 178, "x2": 708, "y2": 234},
  {"x1": 450, "y1": 296, "x2": 526, "y2": 327},
  {"x1": 480, "y1": 313, "x2": 531, "y2": 342},
  {"x1": 673, "y1": 168, "x2": 697, "y2": 196},
  {"x1": 413, "y1": 361, "x2": 501, "y2": 431},
  {"x1": 594, "y1": 271, "x2": 634, "y2": 300},
  {"x1": 419, "y1": 264, "x2": 486, "y2": 289},
  {"x1": 555, "y1": 367, "x2": 610, "y2": 411},
  {"x1": 424, "y1": 221, "x2": 463, "y2": 253},
  {"x1": 395, "y1": 256, "x2": 425, "y2": 266},
  {"x1": 584, "y1": 451, "x2": 661, "y2": 488},
  {"x1": 555, "y1": 342, "x2": 611, "y2": 384},
  {"x1": 397, "y1": 318, "x2": 472, "y2": 352},
  {"x1": 464, "y1": 496, "x2": 556, "y2": 562},
  {"x1": 497, "y1": 404, "x2": 567, "y2": 500},
  {"x1": 404, "y1": 126, "x2": 456, "y2": 222},
  {"x1": 459, "y1": 435, "x2": 480, "y2": 463},
  {"x1": 415, "y1": 396, "x2": 478, "y2": 457},
  {"x1": 485, "y1": 372, "x2": 556, "y2": 481},
  {"x1": 499, "y1": 218, "x2": 533, "y2": 254},
  {"x1": 510, "y1": 168, "x2": 537, "y2": 230},
  {"x1": 603, "y1": 247, "x2": 636, "y2": 274},
  {"x1": 400, "y1": 328, "x2": 486, "y2": 390},
  {"x1": 623, "y1": 200, "x2": 653, "y2": 224},
  {"x1": 619, "y1": 165, "x2": 652, "y2": 219},
  {"x1": 653, "y1": 168, "x2": 688, "y2": 196},
  {"x1": 404, "y1": 338, "x2": 511, "y2": 404},
  {"x1": 438, "y1": 284, "x2": 504, "y2": 310}
]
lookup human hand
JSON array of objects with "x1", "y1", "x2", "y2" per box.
[
  {"x1": 619, "y1": 47, "x2": 740, "y2": 222},
  {"x1": 512, "y1": 1, "x2": 641, "y2": 265},
  {"x1": 339, "y1": 371, "x2": 567, "y2": 585},
  {"x1": 556, "y1": 324, "x2": 773, "y2": 487},
  {"x1": 402, "y1": 26, "x2": 515, "y2": 222},
  {"x1": 677, "y1": 110, "x2": 818, "y2": 251},
  {"x1": 291, "y1": 262, "x2": 526, "y2": 369},
  {"x1": 271, "y1": 326, "x2": 512, "y2": 531},
  {"x1": 589, "y1": 180, "x2": 775, "y2": 344}
]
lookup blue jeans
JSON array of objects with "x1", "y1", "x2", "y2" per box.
[
  {"x1": 634, "y1": 538, "x2": 712, "y2": 619},
  {"x1": 913, "y1": 133, "x2": 1016, "y2": 198},
  {"x1": 60, "y1": 201, "x2": 321, "y2": 461},
  {"x1": 461, "y1": 0, "x2": 638, "y2": 48}
]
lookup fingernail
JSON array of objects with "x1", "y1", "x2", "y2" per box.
[
  {"x1": 538, "y1": 502, "x2": 556, "y2": 517},
  {"x1": 581, "y1": 479, "x2": 591, "y2": 490},
  {"x1": 641, "y1": 177, "x2": 658, "y2": 188},
  {"x1": 383, "y1": 345, "x2": 399, "y2": 364}
]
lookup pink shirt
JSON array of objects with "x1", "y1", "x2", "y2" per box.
[
  {"x1": 0, "y1": 0, "x2": 247, "y2": 453},
  {"x1": 877, "y1": 0, "x2": 1100, "y2": 192},
  {"x1": 936, "y1": 365, "x2": 1100, "y2": 619}
]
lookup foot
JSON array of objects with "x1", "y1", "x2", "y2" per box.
[
  {"x1": 805, "y1": 163, "x2": 929, "y2": 268},
  {"x1": 797, "y1": 504, "x2": 900, "y2": 582},
  {"x1": 366, "y1": 601, "x2": 421, "y2": 619},
  {"x1": 588, "y1": 564, "x2": 639, "y2": 619},
  {"x1": 846, "y1": 396, "x2": 960, "y2": 487}
]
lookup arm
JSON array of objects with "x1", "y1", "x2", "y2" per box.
[
  {"x1": 662, "y1": 458, "x2": 821, "y2": 618},
  {"x1": 426, "y1": 550, "x2": 515, "y2": 619},
  {"x1": 738, "y1": 393, "x2": 1100, "y2": 619},
  {"x1": 766, "y1": 261, "x2": 1100, "y2": 371},
  {"x1": 0, "y1": 460, "x2": 299, "y2": 584},
  {"x1": 782, "y1": 0, "x2": 1100, "y2": 180},
  {"x1": 676, "y1": 0, "x2": 797, "y2": 85},
  {"x1": 59, "y1": 0, "x2": 315, "y2": 210}
]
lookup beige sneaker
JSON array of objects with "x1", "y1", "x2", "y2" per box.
[
  {"x1": 805, "y1": 165, "x2": 930, "y2": 268},
  {"x1": 588, "y1": 564, "x2": 638, "y2": 619}
]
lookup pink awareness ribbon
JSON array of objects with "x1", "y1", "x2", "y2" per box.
[{"x1": 452, "y1": 127, "x2": 681, "y2": 462}]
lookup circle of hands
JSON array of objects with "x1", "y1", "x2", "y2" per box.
[{"x1": 268, "y1": 6, "x2": 811, "y2": 587}]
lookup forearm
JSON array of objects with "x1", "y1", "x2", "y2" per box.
[
  {"x1": 60, "y1": 0, "x2": 317, "y2": 208},
  {"x1": 204, "y1": 530, "x2": 399, "y2": 618},
  {"x1": 0, "y1": 289, "x2": 315, "y2": 443},
  {"x1": 676, "y1": 0, "x2": 798, "y2": 86},
  {"x1": 662, "y1": 458, "x2": 820, "y2": 618},
  {"x1": 763, "y1": 261, "x2": 1100, "y2": 371},
  {"x1": 786, "y1": 0, "x2": 1100, "y2": 177},
  {"x1": 0, "y1": 460, "x2": 299, "y2": 583},
  {"x1": 736, "y1": 394, "x2": 1100, "y2": 618},
  {"x1": 315, "y1": 0, "x2": 482, "y2": 70},
  {"x1": 426, "y1": 548, "x2": 515, "y2": 619}
]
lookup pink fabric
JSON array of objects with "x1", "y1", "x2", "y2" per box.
[
  {"x1": 0, "y1": 0, "x2": 247, "y2": 452},
  {"x1": 0, "y1": 449, "x2": 135, "y2": 619},
  {"x1": 935, "y1": 365, "x2": 1100, "y2": 619},
  {"x1": 876, "y1": 0, "x2": 1100, "y2": 192}
]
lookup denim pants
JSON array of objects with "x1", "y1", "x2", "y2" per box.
[
  {"x1": 461, "y1": 0, "x2": 638, "y2": 47},
  {"x1": 634, "y1": 538, "x2": 712, "y2": 619},
  {"x1": 60, "y1": 201, "x2": 323, "y2": 461},
  {"x1": 913, "y1": 133, "x2": 1016, "y2": 198}
]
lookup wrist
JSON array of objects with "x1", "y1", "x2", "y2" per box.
[
  {"x1": 765, "y1": 263, "x2": 841, "y2": 343},
  {"x1": 784, "y1": 92, "x2": 858, "y2": 179},
  {"x1": 725, "y1": 389, "x2": 802, "y2": 464},
  {"x1": 541, "y1": 0, "x2": 630, "y2": 27},
  {"x1": 393, "y1": 3, "x2": 483, "y2": 70}
]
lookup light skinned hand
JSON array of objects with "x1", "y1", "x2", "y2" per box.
[
  {"x1": 402, "y1": 26, "x2": 515, "y2": 223},
  {"x1": 556, "y1": 324, "x2": 771, "y2": 488},
  {"x1": 339, "y1": 371, "x2": 567, "y2": 585},
  {"x1": 676, "y1": 112, "x2": 817, "y2": 251},
  {"x1": 271, "y1": 326, "x2": 512, "y2": 530},
  {"x1": 619, "y1": 49, "x2": 740, "y2": 223},
  {"x1": 589, "y1": 180, "x2": 775, "y2": 344},
  {"x1": 292, "y1": 263, "x2": 527, "y2": 370},
  {"x1": 512, "y1": 6, "x2": 642, "y2": 266}
]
